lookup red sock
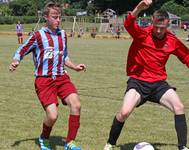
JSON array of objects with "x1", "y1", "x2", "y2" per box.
[
  {"x1": 40, "y1": 123, "x2": 52, "y2": 139},
  {"x1": 66, "y1": 115, "x2": 80, "y2": 142}
]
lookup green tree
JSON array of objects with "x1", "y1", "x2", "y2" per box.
[
  {"x1": 0, "y1": 4, "x2": 12, "y2": 16},
  {"x1": 161, "y1": 0, "x2": 189, "y2": 16},
  {"x1": 183, "y1": 0, "x2": 189, "y2": 7},
  {"x1": 5, "y1": 0, "x2": 189, "y2": 17},
  {"x1": 9, "y1": 0, "x2": 35, "y2": 16}
]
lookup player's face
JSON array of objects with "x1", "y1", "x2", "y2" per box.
[
  {"x1": 45, "y1": 8, "x2": 61, "y2": 32},
  {"x1": 152, "y1": 19, "x2": 169, "y2": 39}
]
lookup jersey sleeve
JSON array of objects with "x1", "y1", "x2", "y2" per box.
[
  {"x1": 173, "y1": 38, "x2": 189, "y2": 68},
  {"x1": 124, "y1": 13, "x2": 146, "y2": 39},
  {"x1": 13, "y1": 34, "x2": 37, "y2": 62}
]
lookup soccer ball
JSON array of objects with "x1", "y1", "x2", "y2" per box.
[{"x1": 133, "y1": 142, "x2": 154, "y2": 150}]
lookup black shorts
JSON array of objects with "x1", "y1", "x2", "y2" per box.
[{"x1": 125, "y1": 77, "x2": 176, "y2": 107}]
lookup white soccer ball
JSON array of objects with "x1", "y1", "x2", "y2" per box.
[{"x1": 133, "y1": 142, "x2": 154, "y2": 150}]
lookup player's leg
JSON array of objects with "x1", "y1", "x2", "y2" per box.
[
  {"x1": 19, "y1": 37, "x2": 21, "y2": 44},
  {"x1": 41, "y1": 104, "x2": 58, "y2": 137},
  {"x1": 117, "y1": 89, "x2": 141, "y2": 122},
  {"x1": 160, "y1": 89, "x2": 188, "y2": 150},
  {"x1": 64, "y1": 93, "x2": 81, "y2": 141},
  {"x1": 17, "y1": 34, "x2": 20, "y2": 44},
  {"x1": 35, "y1": 77, "x2": 58, "y2": 150},
  {"x1": 20, "y1": 33, "x2": 23, "y2": 44},
  {"x1": 39, "y1": 104, "x2": 58, "y2": 150},
  {"x1": 104, "y1": 89, "x2": 141, "y2": 150},
  {"x1": 64, "y1": 93, "x2": 81, "y2": 150},
  {"x1": 57, "y1": 74, "x2": 81, "y2": 150}
]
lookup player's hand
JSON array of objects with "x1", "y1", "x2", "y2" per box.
[
  {"x1": 75, "y1": 64, "x2": 86, "y2": 72},
  {"x1": 9, "y1": 60, "x2": 19, "y2": 72},
  {"x1": 137, "y1": 0, "x2": 152, "y2": 11}
]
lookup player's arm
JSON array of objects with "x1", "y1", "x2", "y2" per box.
[
  {"x1": 16, "y1": 34, "x2": 36, "y2": 60},
  {"x1": 173, "y1": 40, "x2": 189, "y2": 68},
  {"x1": 131, "y1": 0, "x2": 152, "y2": 17},
  {"x1": 65, "y1": 58, "x2": 86, "y2": 72},
  {"x1": 124, "y1": 0, "x2": 152, "y2": 39},
  {"x1": 63, "y1": 31, "x2": 86, "y2": 72},
  {"x1": 9, "y1": 34, "x2": 37, "y2": 72}
]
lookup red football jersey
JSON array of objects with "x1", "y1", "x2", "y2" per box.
[{"x1": 124, "y1": 14, "x2": 189, "y2": 82}]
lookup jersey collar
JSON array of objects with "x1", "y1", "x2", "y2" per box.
[{"x1": 42, "y1": 27, "x2": 61, "y2": 35}]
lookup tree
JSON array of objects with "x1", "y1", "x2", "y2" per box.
[
  {"x1": 0, "y1": 4, "x2": 12, "y2": 16},
  {"x1": 5, "y1": 0, "x2": 189, "y2": 17},
  {"x1": 183, "y1": 0, "x2": 189, "y2": 7},
  {"x1": 161, "y1": 0, "x2": 189, "y2": 16},
  {"x1": 9, "y1": 0, "x2": 35, "y2": 16}
]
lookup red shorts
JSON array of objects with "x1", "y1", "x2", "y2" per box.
[
  {"x1": 17, "y1": 32, "x2": 23, "y2": 37},
  {"x1": 34, "y1": 74, "x2": 77, "y2": 108}
]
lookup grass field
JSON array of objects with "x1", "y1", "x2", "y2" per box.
[
  {"x1": 0, "y1": 31, "x2": 189, "y2": 150},
  {"x1": 0, "y1": 22, "x2": 100, "y2": 33}
]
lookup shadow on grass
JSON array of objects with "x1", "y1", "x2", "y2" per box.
[
  {"x1": 11, "y1": 136, "x2": 66, "y2": 150},
  {"x1": 118, "y1": 142, "x2": 177, "y2": 150}
]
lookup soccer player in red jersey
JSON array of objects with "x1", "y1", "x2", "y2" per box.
[
  {"x1": 104, "y1": 0, "x2": 189, "y2": 150},
  {"x1": 9, "y1": 2, "x2": 86, "y2": 150}
]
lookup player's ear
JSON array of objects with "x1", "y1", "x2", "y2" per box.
[
  {"x1": 43, "y1": 15, "x2": 48, "y2": 21},
  {"x1": 151, "y1": 17, "x2": 154, "y2": 25},
  {"x1": 167, "y1": 20, "x2": 170, "y2": 27}
]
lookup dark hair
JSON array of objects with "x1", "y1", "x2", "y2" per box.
[
  {"x1": 43, "y1": 1, "x2": 62, "y2": 16},
  {"x1": 153, "y1": 10, "x2": 169, "y2": 21}
]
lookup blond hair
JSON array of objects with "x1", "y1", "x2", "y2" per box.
[{"x1": 43, "y1": 1, "x2": 62, "y2": 16}]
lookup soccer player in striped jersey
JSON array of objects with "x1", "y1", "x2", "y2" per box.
[
  {"x1": 104, "y1": 0, "x2": 189, "y2": 150},
  {"x1": 16, "y1": 21, "x2": 24, "y2": 44},
  {"x1": 9, "y1": 2, "x2": 86, "y2": 150}
]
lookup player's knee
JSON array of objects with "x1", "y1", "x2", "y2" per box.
[
  {"x1": 70, "y1": 96, "x2": 81, "y2": 109},
  {"x1": 71, "y1": 102, "x2": 81, "y2": 111},
  {"x1": 48, "y1": 113, "x2": 58, "y2": 123},
  {"x1": 70, "y1": 100, "x2": 81, "y2": 114},
  {"x1": 66, "y1": 93, "x2": 81, "y2": 114},
  {"x1": 119, "y1": 110, "x2": 130, "y2": 120},
  {"x1": 174, "y1": 103, "x2": 185, "y2": 114}
]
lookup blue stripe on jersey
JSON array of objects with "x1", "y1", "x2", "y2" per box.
[
  {"x1": 51, "y1": 35, "x2": 58, "y2": 75},
  {"x1": 40, "y1": 30, "x2": 49, "y2": 76},
  {"x1": 61, "y1": 30, "x2": 66, "y2": 74},
  {"x1": 34, "y1": 37, "x2": 41, "y2": 76},
  {"x1": 61, "y1": 31, "x2": 68, "y2": 64}
]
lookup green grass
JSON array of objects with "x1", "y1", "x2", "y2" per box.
[
  {"x1": 0, "y1": 31, "x2": 189, "y2": 150},
  {"x1": 0, "y1": 23, "x2": 37, "y2": 32},
  {"x1": 0, "y1": 21, "x2": 100, "y2": 33}
]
